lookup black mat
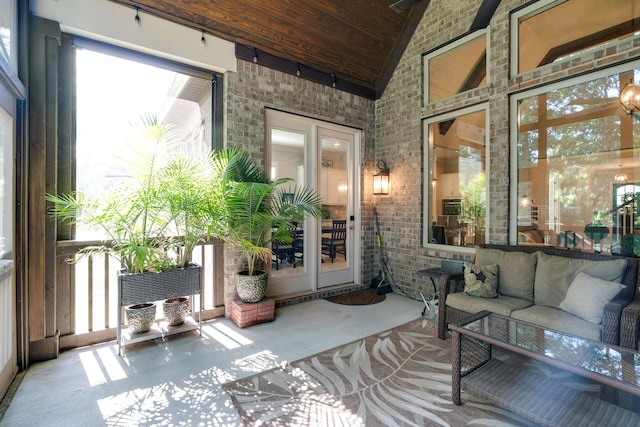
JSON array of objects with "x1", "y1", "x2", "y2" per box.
[{"x1": 324, "y1": 288, "x2": 386, "y2": 305}]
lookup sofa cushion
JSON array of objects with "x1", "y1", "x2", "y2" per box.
[
  {"x1": 463, "y1": 263, "x2": 498, "y2": 298},
  {"x1": 559, "y1": 272, "x2": 625, "y2": 324},
  {"x1": 475, "y1": 247, "x2": 537, "y2": 302},
  {"x1": 511, "y1": 305, "x2": 601, "y2": 341},
  {"x1": 446, "y1": 293, "x2": 532, "y2": 317},
  {"x1": 534, "y1": 252, "x2": 627, "y2": 308}
]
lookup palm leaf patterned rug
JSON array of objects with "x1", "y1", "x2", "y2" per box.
[{"x1": 223, "y1": 317, "x2": 591, "y2": 426}]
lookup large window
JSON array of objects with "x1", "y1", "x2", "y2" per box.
[
  {"x1": 511, "y1": 62, "x2": 640, "y2": 255},
  {"x1": 75, "y1": 46, "x2": 214, "y2": 239},
  {"x1": 423, "y1": 30, "x2": 488, "y2": 104},
  {"x1": 423, "y1": 104, "x2": 488, "y2": 251},
  {"x1": 512, "y1": 0, "x2": 640, "y2": 76}
]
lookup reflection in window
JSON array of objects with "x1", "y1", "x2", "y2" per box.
[
  {"x1": 513, "y1": 0, "x2": 640, "y2": 76},
  {"x1": 423, "y1": 30, "x2": 487, "y2": 104},
  {"x1": 424, "y1": 106, "x2": 487, "y2": 248},
  {"x1": 514, "y1": 65, "x2": 640, "y2": 255}
]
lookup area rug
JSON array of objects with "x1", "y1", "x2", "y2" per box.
[
  {"x1": 324, "y1": 288, "x2": 385, "y2": 305},
  {"x1": 223, "y1": 317, "x2": 581, "y2": 426}
]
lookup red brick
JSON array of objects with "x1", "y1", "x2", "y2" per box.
[{"x1": 231, "y1": 299, "x2": 275, "y2": 328}]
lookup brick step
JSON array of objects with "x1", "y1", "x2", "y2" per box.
[{"x1": 231, "y1": 298, "x2": 275, "y2": 328}]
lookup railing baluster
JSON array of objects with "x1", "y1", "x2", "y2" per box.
[
  {"x1": 104, "y1": 254, "x2": 110, "y2": 329},
  {"x1": 88, "y1": 255, "x2": 93, "y2": 332},
  {"x1": 200, "y1": 244, "x2": 208, "y2": 309}
]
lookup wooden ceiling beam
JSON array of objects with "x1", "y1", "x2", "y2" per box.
[
  {"x1": 235, "y1": 45, "x2": 376, "y2": 99},
  {"x1": 376, "y1": 0, "x2": 431, "y2": 98}
]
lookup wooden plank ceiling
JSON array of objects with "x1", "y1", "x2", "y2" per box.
[{"x1": 109, "y1": 0, "x2": 431, "y2": 98}]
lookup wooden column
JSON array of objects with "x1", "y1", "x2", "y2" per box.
[{"x1": 27, "y1": 16, "x2": 63, "y2": 362}]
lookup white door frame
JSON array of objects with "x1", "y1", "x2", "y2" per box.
[{"x1": 265, "y1": 109, "x2": 361, "y2": 295}]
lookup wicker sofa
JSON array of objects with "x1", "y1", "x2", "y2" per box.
[
  {"x1": 437, "y1": 244, "x2": 639, "y2": 345},
  {"x1": 618, "y1": 282, "x2": 640, "y2": 411}
]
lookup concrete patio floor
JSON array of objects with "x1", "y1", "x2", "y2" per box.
[{"x1": 0, "y1": 292, "x2": 424, "y2": 426}]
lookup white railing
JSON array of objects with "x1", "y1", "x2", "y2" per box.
[{"x1": 0, "y1": 261, "x2": 16, "y2": 399}]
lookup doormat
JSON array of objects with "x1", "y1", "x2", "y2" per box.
[{"x1": 324, "y1": 288, "x2": 386, "y2": 305}]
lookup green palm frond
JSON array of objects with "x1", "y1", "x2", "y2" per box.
[
  {"x1": 460, "y1": 172, "x2": 486, "y2": 226},
  {"x1": 47, "y1": 121, "x2": 323, "y2": 276},
  {"x1": 47, "y1": 116, "x2": 215, "y2": 273},
  {"x1": 210, "y1": 148, "x2": 323, "y2": 275}
]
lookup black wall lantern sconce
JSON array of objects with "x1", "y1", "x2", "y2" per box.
[{"x1": 373, "y1": 160, "x2": 390, "y2": 195}]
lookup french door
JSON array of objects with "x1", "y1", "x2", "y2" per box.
[{"x1": 265, "y1": 109, "x2": 360, "y2": 296}]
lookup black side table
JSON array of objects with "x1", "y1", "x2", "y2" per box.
[
  {"x1": 417, "y1": 266, "x2": 464, "y2": 296},
  {"x1": 416, "y1": 267, "x2": 444, "y2": 319},
  {"x1": 417, "y1": 265, "x2": 464, "y2": 338}
]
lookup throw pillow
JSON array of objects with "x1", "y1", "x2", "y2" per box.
[
  {"x1": 463, "y1": 263, "x2": 499, "y2": 298},
  {"x1": 475, "y1": 247, "x2": 537, "y2": 302},
  {"x1": 534, "y1": 251, "x2": 627, "y2": 308},
  {"x1": 559, "y1": 272, "x2": 625, "y2": 324}
]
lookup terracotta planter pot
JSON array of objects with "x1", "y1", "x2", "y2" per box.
[
  {"x1": 236, "y1": 270, "x2": 268, "y2": 303},
  {"x1": 163, "y1": 297, "x2": 190, "y2": 326},
  {"x1": 125, "y1": 302, "x2": 156, "y2": 334}
]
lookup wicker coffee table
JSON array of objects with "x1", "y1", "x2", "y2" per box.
[{"x1": 450, "y1": 311, "x2": 640, "y2": 426}]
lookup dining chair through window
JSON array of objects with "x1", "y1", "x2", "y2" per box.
[
  {"x1": 272, "y1": 223, "x2": 297, "y2": 270},
  {"x1": 292, "y1": 223, "x2": 304, "y2": 267},
  {"x1": 322, "y1": 219, "x2": 347, "y2": 263}
]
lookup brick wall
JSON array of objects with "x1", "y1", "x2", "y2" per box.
[
  {"x1": 220, "y1": 1, "x2": 640, "y2": 312},
  {"x1": 375, "y1": 0, "x2": 640, "y2": 300},
  {"x1": 223, "y1": 60, "x2": 375, "y2": 316}
]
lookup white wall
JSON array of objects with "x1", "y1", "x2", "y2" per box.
[{"x1": 31, "y1": 0, "x2": 236, "y2": 74}]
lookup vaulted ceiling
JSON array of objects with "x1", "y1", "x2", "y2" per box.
[
  {"x1": 108, "y1": 1, "x2": 501, "y2": 99},
  {"x1": 109, "y1": 0, "x2": 432, "y2": 99}
]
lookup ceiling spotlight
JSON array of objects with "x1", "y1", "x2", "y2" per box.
[
  {"x1": 134, "y1": 7, "x2": 141, "y2": 25},
  {"x1": 201, "y1": 30, "x2": 206, "y2": 46}
]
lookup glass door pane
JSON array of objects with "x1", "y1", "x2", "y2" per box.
[
  {"x1": 266, "y1": 110, "x2": 358, "y2": 293},
  {"x1": 318, "y1": 128, "x2": 354, "y2": 287},
  {"x1": 320, "y1": 138, "x2": 347, "y2": 268},
  {"x1": 270, "y1": 128, "x2": 308, "y2": 279}
]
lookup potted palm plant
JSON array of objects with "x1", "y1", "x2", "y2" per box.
[
  {"x1": 210, "y1": 148, "x2": 323, "y2": 303},
  {"x1": 47, "y1": 115, "x2": 217, "y2": 333}
]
